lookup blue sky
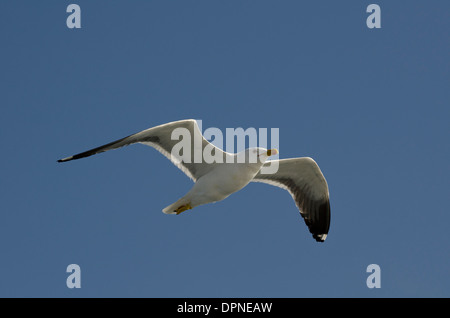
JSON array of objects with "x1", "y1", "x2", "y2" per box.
[{"x1": 0, "y1": 1, "x2": 449, "y2": 297}]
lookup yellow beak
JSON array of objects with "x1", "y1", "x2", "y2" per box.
[{"x1": 266, "y1": 149, "x2": 278, "y2": 156}]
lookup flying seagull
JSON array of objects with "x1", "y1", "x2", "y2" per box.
[{"x1": 58, "y1": 119, "x2": 330, "y2": 242}]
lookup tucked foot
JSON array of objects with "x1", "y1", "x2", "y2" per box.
[{"x1": 175, "y1": 203, "x2": 193, "y2": 215}]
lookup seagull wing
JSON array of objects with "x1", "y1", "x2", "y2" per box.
[
  {"x1": 252, "y1": 157, "x2": 331, "y2": 242},
  {"x1": 57, "y1": 119, "x2": 227, "y2": 181}
]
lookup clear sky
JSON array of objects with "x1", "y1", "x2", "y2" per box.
[{"x1": 0, "y1": 1, "x2": 449, "y2": 297}]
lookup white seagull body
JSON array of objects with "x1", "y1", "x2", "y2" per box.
[{"x1": 58, "y1": 119, "x2": 331, "y2": 242}]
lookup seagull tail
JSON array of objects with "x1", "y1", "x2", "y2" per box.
[{"x1": 162, "y1": 197, "x2": 191, "y2": 214}]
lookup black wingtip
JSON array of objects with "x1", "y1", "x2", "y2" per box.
[
  {"x1": 312, "y1": 233, "x2": 327, "y2": 242},
  {"x1": 57, "y1": 156, "x2": 73, "y2": 163},
  {"x1": 306, "y1": 200, "x2": 330, "y2": 243}
]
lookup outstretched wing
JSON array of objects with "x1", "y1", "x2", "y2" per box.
[
  {"x1": 57, "y1": 119, "x2": 227, "y2": 182},
  {"x1": 252, "y1": 157, "x2": 330, "y2": 242}
]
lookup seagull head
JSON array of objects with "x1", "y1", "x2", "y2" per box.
[
  {"x1": 236, "y1": 147, "x2": 278, "y2": 164},
  {"x1": 257, "y1": 148, "x2": 278, "y2": 161}
]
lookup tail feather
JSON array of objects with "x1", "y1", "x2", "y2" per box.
[{"x1": 162, "y1": 197, "x2": 190, "y2": 214}]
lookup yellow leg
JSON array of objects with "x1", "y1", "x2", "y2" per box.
[{"x1": 175, "y1": 203, "x2": 193, "y2": 215}]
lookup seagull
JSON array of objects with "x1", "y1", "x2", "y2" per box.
[{"x1": 58, "y1": 119, "x2": 331, "y2": 242}]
